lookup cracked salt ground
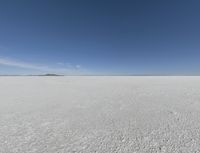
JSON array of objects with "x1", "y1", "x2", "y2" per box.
[{"x1": 1, "y1": 76, "x2": 200, "y2": 152}]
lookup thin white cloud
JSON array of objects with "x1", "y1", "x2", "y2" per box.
[
  {"x1": 0, "y1": 58, "x2": 47, "y2": 70},
  {"x1": 76, "y1": 65, "x2": 81, "y2": 69},
  {"x1": 57, "y1": 62, "x2": 64, "y2": 65},
  {"x1": 0, "y1": 57, "x2": 86, "y2": 75}
]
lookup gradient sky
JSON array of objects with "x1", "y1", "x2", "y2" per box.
[{"x1": 1, "y1": 0, "x2": 200, "y2": 75}]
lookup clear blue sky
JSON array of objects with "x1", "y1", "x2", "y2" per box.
[{"x1": 0, "y1": 0, "x2": 200, "y2": 75}]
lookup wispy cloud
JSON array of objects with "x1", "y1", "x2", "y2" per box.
[
  {"x1": 0, "y1": 57, "x2": 86, "y2": 75},
  {"x1": 0, "y1": 58, "x2": 48, "y2": 70},
  {"x1": 76, "y1": 65, "x2": 81, "y2": 69}
]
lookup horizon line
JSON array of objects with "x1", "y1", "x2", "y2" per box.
[{"x1": 1, "y1": 74, "x2": 200, "y2": 76}]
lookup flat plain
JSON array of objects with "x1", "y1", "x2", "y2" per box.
[{"x1": 1, "y1": 76, "x2": 200, "y2": 153}]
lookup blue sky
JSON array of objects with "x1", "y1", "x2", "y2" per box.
[{"x1": 0, "y1": 0, "x2": 200, "y2": 75}]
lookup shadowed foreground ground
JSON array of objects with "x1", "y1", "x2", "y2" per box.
[{"x1": 1, "y1": 76, "x2": 200, "y2": 153}]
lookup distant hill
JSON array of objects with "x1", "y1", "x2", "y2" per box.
[
  {"x1": 41, "y1": 74, "x2": 64, "y2": 76},
  {"x1": 33, "y1": 74, "x2": 64, "y2": 76}
]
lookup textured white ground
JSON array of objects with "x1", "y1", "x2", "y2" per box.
[{"x1": 1, "y1": 76, "x2": 200, "y2": 153}]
